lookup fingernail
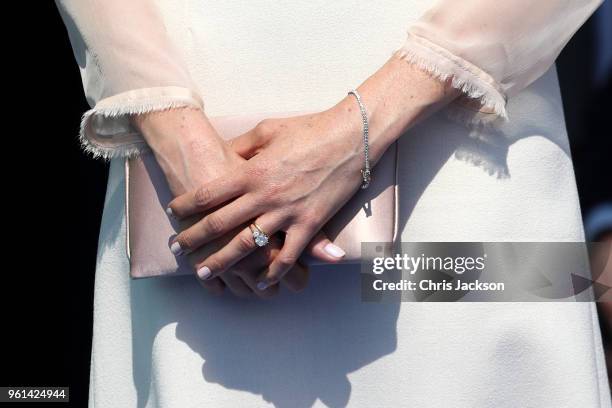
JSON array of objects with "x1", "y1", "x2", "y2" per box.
[
  {"x1": 324, "y1": 243, "x2": 346, "y2": 258},
  {"x1": 257, "y1": 281, "x2": 269, "y2": 291},
  {"x1": 197, "y1": 266, "x2": 212, "y2": 280},
  {"x1": 165, "y1": 207, "x2": 174, "y2": 218},
  {"x1": 170, "y1": 241, "x2": 184, "y2": 256}
]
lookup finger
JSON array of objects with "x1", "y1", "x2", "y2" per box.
[
  {"x1": 167, "y1": 175, "x2": 246, "y2": 219},
  {"x1": 236, "y1": 263, "x2": 281, "y2": 298},
  {"x1": 232, "y1": 235, "x2": 283, "y2": 298},
  {"x1": 194, "y1": 213, "x2": 285, "y2": 280},
  {"x1": 196, "y1": 276, "x2": 225, "y2": 296},
  {"x1": 258, "y1": 233, "x2": 310, "y2": 293},
  {"x1": 281, "y1": 263, "x2": 310, "y2": 293},
  {"x1": 305, "y1": 231, "x2": 346, "y2": 262},
  {"x1": 172, "y1": 194, "x2": 262, "y2": 255},
  {"x1": 237, "y1": 233, "x2": 308, "y2": 294},
  {"x1": 229, "y1": 123, "x2": 270, "y2": 159},
  {"x1": 219, "y1": 273, "x2": 253, "y2": 298},
  {"x1": 256, "y1": 226, "x2": 313, "y2": 291}
]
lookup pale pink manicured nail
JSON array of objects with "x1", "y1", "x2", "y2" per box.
[
  {"x1": 257, "y1": 281, "x2": 269, "y2": 291},
  {"x1": 197, "y1": 266, "x2": 212, "y2": 280},
  {"x1": 324, "y1": 243, "x2": 346, "y2": 258},
  {"x1": 170, "y1": 241, "x2": 183, "y2": 256},
  {"x1": 165, "y1": 207, "x2": 174, "y2": 217}
]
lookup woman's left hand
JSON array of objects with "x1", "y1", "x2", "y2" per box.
[{"x1": 168, "y1": 100, "x2": 382, "y2": 289}]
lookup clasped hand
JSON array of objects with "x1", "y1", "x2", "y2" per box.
[
  {"x1": 136, "y1": 55, "x2": 455, "y2": 298},
  {"x1": 167, "y1": 103, "x2": 371, "y2": 297}
]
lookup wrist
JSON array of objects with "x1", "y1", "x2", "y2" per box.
[
  {"x1": 336, "y1": 53, "x2": 459, "y2": 163},
  {"x1": 132, "y1": 107, "x2": 224, "y2": 154},
  {"x1": 131, "y1": 107, "x2": 236, "y2": 194}
]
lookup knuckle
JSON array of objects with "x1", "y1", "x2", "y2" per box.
[
  {"x1": 237, "y1": 233, "x2": 257, "y2": 253},
  {"x1": 254, "y1": 119, "x2": 275, "y2": 137},
  {"x1": 207, "y1": 257, "x2": 226, "y2": 274},
  {"x1": 261, "y1": 245, "x2": 278, "y2": 263},
  {"x1": 204, "y1": 213, "x2": 225, "y2": 236},
  {"x1": 300, "y1": 208, "x2": 322, "y2": 228},
  {"x1": 177, "y1": 233, "x2": 195, "y2": 251},
  {"x1": 194, "y1": 186, "x2": 213, "y2": 208},
  {"x1": 263, "y1": 182, "x2": 295, "y2": 208},
  {"x1": 301, "y1": 216, "x2": 321, "y2": 233},
  {"x1": 277, "y1": 254, "x2": 298, "y2": 269},
  {"x1": 243, "y1": 164, "x2": 268, "y2": 183},
  {"x1": 264, "y1": 239, "x2": 283, "y2": 261},
  {"x1": 262, "y1": 184, "x2": 286, "y2": 208},
  {"x1": 264, "y1": 183, "x2": 284, "y2": 200}
]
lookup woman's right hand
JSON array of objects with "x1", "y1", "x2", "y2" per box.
[
  {"x1": 132, "y1": 107, "x2": 336, "y2": 297},
  {"x1": 132, "y1": 107, "x2": 242, "y2": 197}
]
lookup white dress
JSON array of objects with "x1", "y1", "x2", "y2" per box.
[{"x1": 56, "y1": 0, "x2": 611, "y2": 406}]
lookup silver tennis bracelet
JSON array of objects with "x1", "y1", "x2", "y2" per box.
[{"x1": 347, "y1": 89, "x2": 371, "y2": 189}]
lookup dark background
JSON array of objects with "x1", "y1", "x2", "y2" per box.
[{"x1": 1, "y1": 2, "x2": 610, "y2": 407}]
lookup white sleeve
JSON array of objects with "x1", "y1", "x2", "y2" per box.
[
  {"x1": 56, "y1": 0, "x2": 203, "y2": 159},
  {"x1": 393, "y1": 0, "x2": 602, "y2": 125}
]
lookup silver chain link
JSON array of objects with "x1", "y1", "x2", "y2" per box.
[{"x1": 347, "y1": 89, "x2": 371, "y2": 189}]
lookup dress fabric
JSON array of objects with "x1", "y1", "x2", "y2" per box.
[{"x1": 56, "y1": 0, "x2": 611, "y2": 406}]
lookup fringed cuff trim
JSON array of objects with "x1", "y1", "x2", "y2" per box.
[
  {"x1": 80, "y1": 86, "x2": 204, "y2": 160},
  {"x1": 393, "y1": 32, "x2": 508, "y2": 127}
]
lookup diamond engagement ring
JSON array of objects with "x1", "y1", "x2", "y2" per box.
[{"x1": 250, "y1": 222, "x2": 270, "y2": 247}]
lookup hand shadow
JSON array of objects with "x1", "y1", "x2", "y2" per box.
[{"x1": 130, "y1": 266, "x2": 400, "y2": 408}]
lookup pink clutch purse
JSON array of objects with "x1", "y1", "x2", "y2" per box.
[{"x1": 126, "y1": 111, "x2": 398, "y2": 278}]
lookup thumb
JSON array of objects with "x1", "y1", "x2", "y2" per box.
[
  {"x1": 305, "y1": 231, "x2": 346, "y2": 262},
  {"x1": 229, "y1": 128, "x2": 266, "y2": 159}
]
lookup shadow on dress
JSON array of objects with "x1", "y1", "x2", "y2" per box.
[{"x1": 130, "y1": 267, "x2": 400, "y2": 408}]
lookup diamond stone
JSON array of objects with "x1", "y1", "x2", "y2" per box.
[{"x1": 253, "y1": 230, "x2": 269, "y2": 247}]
